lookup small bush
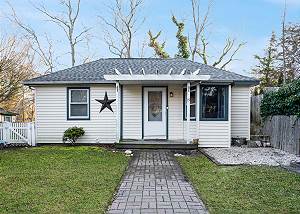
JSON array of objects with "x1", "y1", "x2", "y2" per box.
[
  {"x1": 260, "y1": 80, "x2": 300, "y2": 119},
  {"x1": 63, "y1": 127, "x2": 85, "y2": 145}
]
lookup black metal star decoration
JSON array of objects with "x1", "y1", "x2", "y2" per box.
[{"x1": 95, "y1": 92, "x2": 116, "y2": 113}]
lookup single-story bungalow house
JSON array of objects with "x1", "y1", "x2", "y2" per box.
[
  {"x1": 24, "y1": 58, "x2": 259, "y2": 147},
  {"x1": 0, "y1": 108, "x2": 18, "y2": 122}
]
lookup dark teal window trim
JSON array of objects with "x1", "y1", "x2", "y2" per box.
[
  {"x1": 183, "y1": 86, "x2": 197, "y2": 121},
  {"x1": 199, "y1": 85, "x2": 228, "y2": 121},
  {"x1": 67, "y1": 87, "x2": 90, "y2": 120}
]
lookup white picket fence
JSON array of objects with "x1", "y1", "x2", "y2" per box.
[{"x1": 0, "y1": 122, "x2": 36, "y2": 146}]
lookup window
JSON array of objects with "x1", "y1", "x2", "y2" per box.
[
  {"x1": 4, "y1": 116, "x2": 12, "y2": 122},
  {"x1": 148, "y1": 91, "x2": 162, "y2": 121},
  {"x1": 200, "y1": 85, "x2": 228, "y2": 121},
  {"x1": 67, "y1": 88, "x2": 90, "y2": 120},
  {"x1": 183, "y1": 87, "x2": 196, "y2": 120}
]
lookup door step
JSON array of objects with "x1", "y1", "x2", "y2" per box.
[{"x1": 115, "y1": 143, "x2": 198, "y2": 150}]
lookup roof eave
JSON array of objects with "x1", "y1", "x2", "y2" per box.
[
  {"x1": 200, "y1": 79, "x2": 259, "y2": 86},
  {"x1": 23, "y1": 80, "x2": 116, "y2": 86},
  {"x1": 233, "y1": 80, "x2": 260, "y2": 86}
]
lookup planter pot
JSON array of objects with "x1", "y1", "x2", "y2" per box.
[
  {"x1": 192, "y1": 139, "x2": 199, "y2": 145},
  {"x1": 231, "y1": 137, "x2": 247, "y2": 147}
]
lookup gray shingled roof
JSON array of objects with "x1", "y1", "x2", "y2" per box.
[
  {"x1": 24, "y1": 58, "x2": 258, "y2": 85},
  {"x1": 0, "y1": 108, "x2": 18, "y2": 116}
]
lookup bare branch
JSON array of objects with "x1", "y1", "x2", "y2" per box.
[
  {"x1": 32, "y1": 0, "x2": 90, "y2": 66},
  {"x1": 7, "y1": 2, "x2": 55, "y2": 73},
  {"x1": 219, "y1": 42, "x2": 246, "y2": 69},
  {"x1": 99, "y1": 0, "x2": 144, "y2": 58},
  {"x1": 189, "y1": 0, "x2": 212, "y2": 61}
]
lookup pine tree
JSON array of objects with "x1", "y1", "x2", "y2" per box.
[{"x1": 252, "y1": 32, "x2": 280, "y2": 93}]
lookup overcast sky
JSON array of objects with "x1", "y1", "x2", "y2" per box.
[{"x1": 0, "y1": 0, "x2": 299, "y2": 76}]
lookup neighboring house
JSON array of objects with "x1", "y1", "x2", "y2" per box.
[
  {"x1": 24, "y1": 58, "x2": 259, "y2": 147},
  {"x1": 0, "y1": 108, "x2": 18, "y2": 122}
]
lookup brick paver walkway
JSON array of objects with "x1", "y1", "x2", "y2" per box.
[{"x1": 108, "y1": 150, "x2": 208, "y2": 214}]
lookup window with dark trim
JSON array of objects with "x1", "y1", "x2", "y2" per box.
[
  {"x1": 200, "y1": 85, "x2": 228, "y2": 121},
  {"x1": 4, "y1": 116, "x2": 12, "y2": 122},
  {"x1": 67, "y1": 88, "x2": 90, "y2": 120},
  {"x1": 183, "y1": 87, "x2": 196, "y2": 121}
]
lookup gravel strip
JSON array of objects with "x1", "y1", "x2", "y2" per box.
[{"x1": 202, "y1": 147, "x2": 300, "y2": 166}]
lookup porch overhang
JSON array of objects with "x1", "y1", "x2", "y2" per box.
[{"x1": 103, "y1": 74, "x2": 211, "y2": 84}]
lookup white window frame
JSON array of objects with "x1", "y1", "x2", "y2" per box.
[
  {"x1": 184, "y1": 87, "x2": 197, "y2": 120},
  {"x1": 68, "y1": 88, "x2": 90, "y2": 120},
  {"x1": 4, "y1": 116, "x2": 12, "y2": 122}
]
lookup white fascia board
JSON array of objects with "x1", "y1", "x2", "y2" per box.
[{"x1": 103, "y1": 74, "x2": 210, "y2": 81}]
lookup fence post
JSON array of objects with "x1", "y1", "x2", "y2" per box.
[
  {"x1": 3, "y1": 122, "x2": 8, "y2": 142},
  {"x1": 31, "y1": 122, "x2": 36, "y2": 146},
  {"x1": 3, "y1": 122, "x2": 11, "y2": 143},
  {"x1": 27, "y1": 123, "x2": 32, "y2": 146}
]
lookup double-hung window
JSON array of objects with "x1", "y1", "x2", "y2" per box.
[
  {"x1": 68, "y1": 88, "x2": 90, "y2": 120},
  {"x1": 200, "y1": 85, "x2": 228, "y2": 121},
  {"x1": 183, "y1": 87, "x2": 196, "y2": 120}
]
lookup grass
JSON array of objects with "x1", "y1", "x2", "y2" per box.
[
  {"x1": 177, "y1": 155, "x2": 300, "y2": 214},
  {"x1": 0, "y1": 146, "x2": 129, "y2": 214}
]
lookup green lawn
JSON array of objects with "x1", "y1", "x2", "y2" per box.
[
  {"x1": 177, "y1": 155, "x2": 300, "y2": 214},
  {"x1": 0, "y1": 146, "x2": 129, "y2": 214}
]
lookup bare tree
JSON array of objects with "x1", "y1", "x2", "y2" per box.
[
  {"x1": 99, "y1": 0, "x2": 145, "y2": 58},
  {"x1": 189, "y1": 0, "x2": 211, "y2": 61},
  {"x1": 278, "y1": 23, "x2": 300, "y2": 82},
  {"x1": 0, "y1": 36, "x2": 37, "y2": 122},
  {"x1": 7, "y1": 4, "x2": 55, "y2": 73},
  {"x1": 211, "y1": 39, "x2": 246, "y2": 69},
  {"x1": 137, "y1": 39, "x2": 148, "y2": 58},
  {"x1": 33, "y1": 0, "x2": 90, "y2": 66},
  {"x1": 189, "y1": 0, "x2": 245, "y2": 69},
  {"x1": 281, "y1": 0, "x2": 287, "y2": 84}
]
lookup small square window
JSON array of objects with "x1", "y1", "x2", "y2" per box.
[
  {"x1": 68, "y1": 88, "x2": 90, "y2": 120},
  {"x1": 4, "y1": 116, "x2": 12, "y2": 122}
]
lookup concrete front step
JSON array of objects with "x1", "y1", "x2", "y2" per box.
[{"x1": 115, "y1": 142, "x2": 198, "y2": 150}]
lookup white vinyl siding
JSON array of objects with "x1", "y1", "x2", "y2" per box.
[
  {"x1": 199, "y1": 121, "x2": 230, "y2": 147},
  {"x1": 183, "y1": 121, "x2": 230, "y2": 147},
  {"x1": 35, "y1": 85, "x2": 116, "y2": 144},
  {"x1": 34, "y1": 83, "x2": 250, "y2": 147},
  {"x1": 231, "y1": 86, "x2": 250, "y2": 139},
  {"x1": 168, "y1": 85, "x2": 184, "y2": 140},
  {"x1": 122, "y1": 85, "x2": 142, "y2": 139}
]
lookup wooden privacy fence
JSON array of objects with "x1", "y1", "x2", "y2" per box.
[
  {"x1": 263, "y1": 116, "x2": 300, "y2": 155},
  {"x1": 0, "y1": 122, "x2": 36, "y2": 146},
  {"x1": 251, "y1": 95, "x2": 263, "y2": 134}
]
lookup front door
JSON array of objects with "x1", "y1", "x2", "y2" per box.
[{"x1": 143, "y1": 87, "x2": 167, "y2": 139}]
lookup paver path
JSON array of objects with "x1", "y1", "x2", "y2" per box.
[{"x1": 108, "y1": 150, "x2": 208, "y2": 214}]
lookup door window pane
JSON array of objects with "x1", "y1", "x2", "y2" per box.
[{"x1": 148, "y1": 91, "x2": 162, "y2": 121}]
